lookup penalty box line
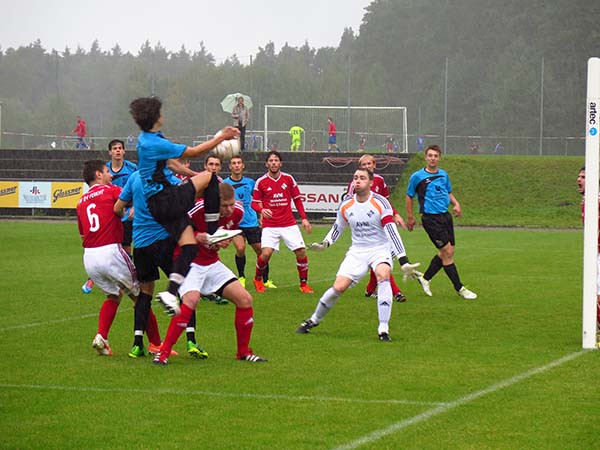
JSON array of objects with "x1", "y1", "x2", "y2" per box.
[
  {"x1": 0, "y1": 383, "x2": 447, "y2": 407},
  {"x1": 332, "y1": 349, "x2": 589, "y2": 450}
]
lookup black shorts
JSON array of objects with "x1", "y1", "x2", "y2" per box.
[
  {"x1": 240, "y1": 226, "x2": 262, "y2": 245},
  {"x1": 421, "y1": 212, "x2": 455, "y2": 249},
  {"x1": 122, "y1": 220, "x2": 133, "y2": 248},
  {"x1": 133, "y1": 237, "x2": 177, "y2": 283},
  {"x1": 147, "y1": 181, "x2": 196, "y2": 240}
]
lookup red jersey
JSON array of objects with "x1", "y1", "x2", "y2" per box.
[
  {"x1": 252, "y1": 171, "x2": 307, "y2": 228},
  {"x1": 77, "y1": 184, "x2": 123, "y2": 248},
  {"x1": 329, "y1": 121, "x2": 336, "y2": 136},
  {"x1": 187, "y1": 199, "x2": 244, "y2": 266}
]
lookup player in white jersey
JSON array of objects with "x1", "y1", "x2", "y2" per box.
[{"x1": 296, "y1": 168, "x2": 420, "y2": 341}]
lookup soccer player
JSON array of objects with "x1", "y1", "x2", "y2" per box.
[
  {"x1": 129, "y1": 97, "x2": 239, "y2": 315},
  {"x1": 577, "y1": 166, "x2": 600, "y2": 346},
  {"x1": 153, "y1": 183, "x2": 266, "y2": 365},
  {"x1": 76, "y1": 160, "x2": 139, "y2": 356},
  {"x1": 223, "y1": 155, "x2": 275, "y2": 289},
  {"x1": 289, "y1": 125, "x2": 304, "y2": 151},
  {"x1": 296, "y1": 168, "x2": 420, "y2": 341},
  {"x1": 345, "y1": 154, "x2": 408, "y2": 302},
  {"x1": 115, "y1": 170, "x2": 206, "y2": 359},
  {"x1": 251, "y1": 151, "x2": 314, "y2": 293},
  {"x1": 405, "y1": 144, "x2": 477, "y2": 299}
]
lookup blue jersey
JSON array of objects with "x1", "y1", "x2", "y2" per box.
[
  {"x1": 107, "y1": 160, "x2": 138, "y2": 188},
  {"x1": 406, "y1": 167, "x2": 452, "y2": 214},
  {"x1": 223, "y1": 176, "x2": 259, "y2": 228},
  {"x1": 119, "y1": 171, "x2": 170, "y2": 248},
  {"x1": 136, "y1": 131, "x2": 186, "y2": 200}
]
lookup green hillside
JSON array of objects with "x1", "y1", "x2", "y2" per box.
[{"x1": 390, "y1": 155, "x2": 584, "y2": 228}]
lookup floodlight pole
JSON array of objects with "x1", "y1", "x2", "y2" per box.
[
  {"x1": 443, "y1": 57, "x2": 448, "y2": 153},
  {"x1": 539, "y1": 57, "x2": 544, "y2": 156},
  {"x1": 583, "y1": 57, "x2": 600, "y2": 349},
  {"x1": 347, "y1": 55, "x2": 352, "y2": 152}
]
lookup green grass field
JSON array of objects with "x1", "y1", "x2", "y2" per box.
[{"x1": 1, "y1": 221, "x2": 599, "y2": 449}]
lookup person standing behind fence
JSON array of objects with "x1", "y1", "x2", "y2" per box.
[
  {"x1": 72, "y1": 116, "x2": 88, "y2": 149},
  {"x1": 232, "y1": 96, "x2": 249, "y2": 152},
  {"x1": 289, "y1": 125, "x2": 304, "y2": 152},
  {"x1": 327, "y1": 117, "x2": 338, "y2": 152}
]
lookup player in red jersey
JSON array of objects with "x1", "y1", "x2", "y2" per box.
[
  {"x1": 577, "y1": 166, "x2": 600, "y2": 346},
  {"x1": 251, "y1": 151, "x2": 314, "y2": 293},
  {"x1": 154, "y1": 183, "x2": 265, "y2": 365},
  {"x1": 345, "y1": 154, "x2": 408, "y2": 303},
  {"x1": 76, "y1": 160, "x2": 140, "y2": 356}
]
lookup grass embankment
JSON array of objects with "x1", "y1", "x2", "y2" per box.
[{"x1": 390, "y1": 155, "x2": 584, "y2": 228}]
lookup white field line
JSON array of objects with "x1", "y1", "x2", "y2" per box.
[
  {"x1": 0, "y1": 383, "x2": 446, "y2": 407},
  {"x1": 332, "y1": 350, "x2": 589, "y2": 450},
  {"x1": 0, "y1": 309, "x2": 132, "y2": 332}
]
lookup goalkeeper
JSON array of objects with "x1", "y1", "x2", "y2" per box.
[
  {"x1": 296, "y1": 168, "x2": 420, "y2": 342},
  {"x1": 289, "y1": 125, "x2": 304, "y2": 151}
]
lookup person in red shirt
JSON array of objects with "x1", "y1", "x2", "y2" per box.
[
  {"x1": 76, "y1": 159, "x2": 139, "y2": 356},
  {"x1": 346, "y1": 154, "x2": 408, "y2": 302},
  {"x1": 154, "y1": 183, "x2": 266, "y2": 365},
  {"x1": 327, "y1": 117, "x2": 338, "y2": 152},
  {"x1": 251, "y1": 150, "x2": 314, "y2": 293},
  {"x1": 72, "y1": 116, "x2": 88, "y2": 149},
  {"x1": 577, "y1": 166, "x2": 600, "y2": 345}
]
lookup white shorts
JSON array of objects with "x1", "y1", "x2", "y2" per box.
[
  {"x1": 83, "y1": 244, "x2": 139, "y2": 297},
  {"x1": 337, "y1": 245, "x2": 394, "y2": 285},
  {"x1": 179, "y1": 260, "x2": 237, "y2": 297},
  {"x1": 261, "y1": 225, "x2": 306, "y2": 252}
]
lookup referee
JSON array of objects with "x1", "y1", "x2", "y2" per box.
[{"x1": 405, "y1": 145, "x2": 477, "y2": 299}]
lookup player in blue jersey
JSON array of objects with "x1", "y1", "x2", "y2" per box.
[
  {"x1": 115, "y1": 171, "x2": 207, "y2": 359},
  {"x1": 129, "y1": 97, "x2": 239, "y2": 315},
  {"x1": 405, "y1": 145, "x2": 477, "y2": 299},
  {"x1": 223, "y1": 155, "x2": 275, "y2": 289}
]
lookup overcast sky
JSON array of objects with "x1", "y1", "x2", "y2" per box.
[{"x1": 1, "y1": 0, "x2": 372, "y2": 62}]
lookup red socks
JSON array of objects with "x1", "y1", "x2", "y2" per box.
[
  {"x1": 235, "y1": 307, "x2": 254, "y2": 358},
  {"x1": 146, "y1": 309, "x2": 162, "y2": 346},
  {"x1": 296, "y1": 256, "x2": 308, "y2": 282},
  {"x1": 97, "y1": 298, "x2": 119, "y2": 338},
  {"x1": 160, "y1": 304, "x2": 194, "y2": 356}
]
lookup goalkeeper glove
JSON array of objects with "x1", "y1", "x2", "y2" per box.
[
  {"x1": 400, "y1": 262, "x2": 421, "y2": 281},
  {"x1": 308, "y1": 240, "x2": 330, "y2": 251}
]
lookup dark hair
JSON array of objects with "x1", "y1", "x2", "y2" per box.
[
  {"x1": 82, "y1": 160, "x2": 105, "y2": 185},
  {"x1": 230, "y1": 154, "x2": 244, "y2": 163},
  {"x1": 204, "y1": 154, "x2": 222, "y2": 165},
  {"x1": 580, "y1": 166, "x2": 585, "y2": 172},
  {"x1": 356, "y1": 167, "x2": 373, "y2": 180},
  {"x1": 425, "y1": 144, "x2": 442, "y2": 154},
  {"x1": 108, "y1": 139, "x2": 125, "y2": 151},
  {"x1": 266, "y1": 150, "x2": 282, "y2": 162},
  {"x1": 129, "y1": 97, "x2": 162, "y2": 131}
]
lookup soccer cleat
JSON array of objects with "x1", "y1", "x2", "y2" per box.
[
  {"x1": 92, "y1": 333, "x2": 113, "y2": 356},
  {"x1": 296, "y1": 318, "x2": 318, "y2": 334},
  {"x1": 378, "y1": 332, "x2": 392, "y2": 342},
  {"x1": 238, "y1": 276, "x2": 246, "y2": 288},
  {"x1": 458, "y1": 286, "x2": 478, "y2": 299},
  {"x1": 417, "y1": 275, "x2": 433, "y2": 297},
  {"x1": 253, "y1": 279, "x2": 266, "y2": 293},
  {"x1": 264, "y1": 279, "x2": 278, "y2": 289},
  {"x1": 152, "y1": 353, "x2": 168, "y2": 366},
  {"x1": 148, "y1": 343, "x2": 179, "y2": 356},
  {"x1": 238, "y1": 354, "x2": 268, "y2": 362},
  {"x1": 187, "y1": 341, "x2": 209, "y2": 359},
  {"x1": 128, "y1": 345, "x2": 145, "y2": 358},
  {"x1": 202, "y1": 293, "x2": 229, "y2": 305},
  {"x1": 206, "y1": 228, "x2": 243, "y2": 245},
  {"x1": 81, "y1": 278, "x2": 94, "y2": 294},
  {"x1": 394, "y1": 292, "x2": 407, "y2": 303},
  {"x1": 156, "y1": 291, "x2": 180, "y2": 316},
  {"x1": 299, "y1": 284, "x2": 314, "y2": 294},
  {"x1": 364, "y1": 290, "x2": 377, "y2": 299}
]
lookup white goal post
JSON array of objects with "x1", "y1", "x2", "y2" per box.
[
  {"x1": 583, "y1": 57, "x2": 600, "y2": 349},
  {"x1": 264, "y1": 105, "x2": 408, "y2": 153}
]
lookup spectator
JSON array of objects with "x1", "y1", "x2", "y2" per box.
[
  {"x1": 72, "y1": 116, "x2": 88, "y2": 149},
  {"x1": 232, "y1": 96, "x2": 250, "y2": 152},
  {"x1": 328, "y1": 117, "x2": 338, "y2": 152}
]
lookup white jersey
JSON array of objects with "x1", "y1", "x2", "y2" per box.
[{"x1": 324, "y1": 192, "x2": 406, "y2": 257}]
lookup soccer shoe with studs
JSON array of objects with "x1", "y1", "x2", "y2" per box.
[
  {"x1": 364, "y1": 290, "x2": 377, "y2": 299},
  {"x1": 206, "y1": 228, "x2": 243, "y2": 245},
  {"x1": 394, "y1": 292, "x2": 407, "y2": 303},
  {"x1": 92, "y1": 333, "x2": 113, "y2": 356},
  {"x1": 458, "y1": 286, "x2": 477, "y2": 300},
  {"x1": 81, "y1": 278, "x2": 94, "y2": 294},
  {"x1": 296, "y1": 318, "x2": 319, "y2": 334},
  {"x1": 238, "y1": 353, "x2": 268, "y2": 362},
  {"x1": 253, "y1": 279, "x2": 266, "y2": 293},
  {"x1": 128, "y1": 345, "x2": 145, "y2": 358},
  {"x1": 299, "y1": 284, "x2": 314, "y2": 294},
  {"x1": 152, "y1": 353, "x2": 168, "y2": 366},
  {"x1": 417, "y1": 275, "x2": 433, "y2": 297},
  {"x1": 187, "y1": 341, "x2": 209, "y2": 359},
  {"x1": 238, "y1": 276, "x2": 246, "y2": 288},
  {"x1": 156, "y1": 291, "x2": 180, "y2": 316},
  {"x1": 378, "y1": 332, "x2": 392, "y2": 342},
  {"x1": 264, "y1": 279, "x2": 278, "y2": 289},
  {"x1": 148, "y1": 343, "x2": 179, "y2": 356}
]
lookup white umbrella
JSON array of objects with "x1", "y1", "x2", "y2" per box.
[{"x1": 220, "y1": 93, "x2": 253, "y2": 113}]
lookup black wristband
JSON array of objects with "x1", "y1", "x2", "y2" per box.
[{"x1": 398, "y1": 256, "x2": 409, "y2": 266}]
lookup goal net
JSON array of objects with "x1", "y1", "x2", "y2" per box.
[{"x1": 264, "y1": 105, "x2": 408, "y2": 153}]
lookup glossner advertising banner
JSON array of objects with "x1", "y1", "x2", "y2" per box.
[{"x1": 0, "y1": 181, "x2": 19, "y2": 208}]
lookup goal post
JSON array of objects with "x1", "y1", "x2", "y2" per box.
[
  {"x1": 264, "y1": 105, "x2": 408, "y2": 153},
  {"x1": 583, "y1": 57, "x2": 600, "y2": 349}
]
